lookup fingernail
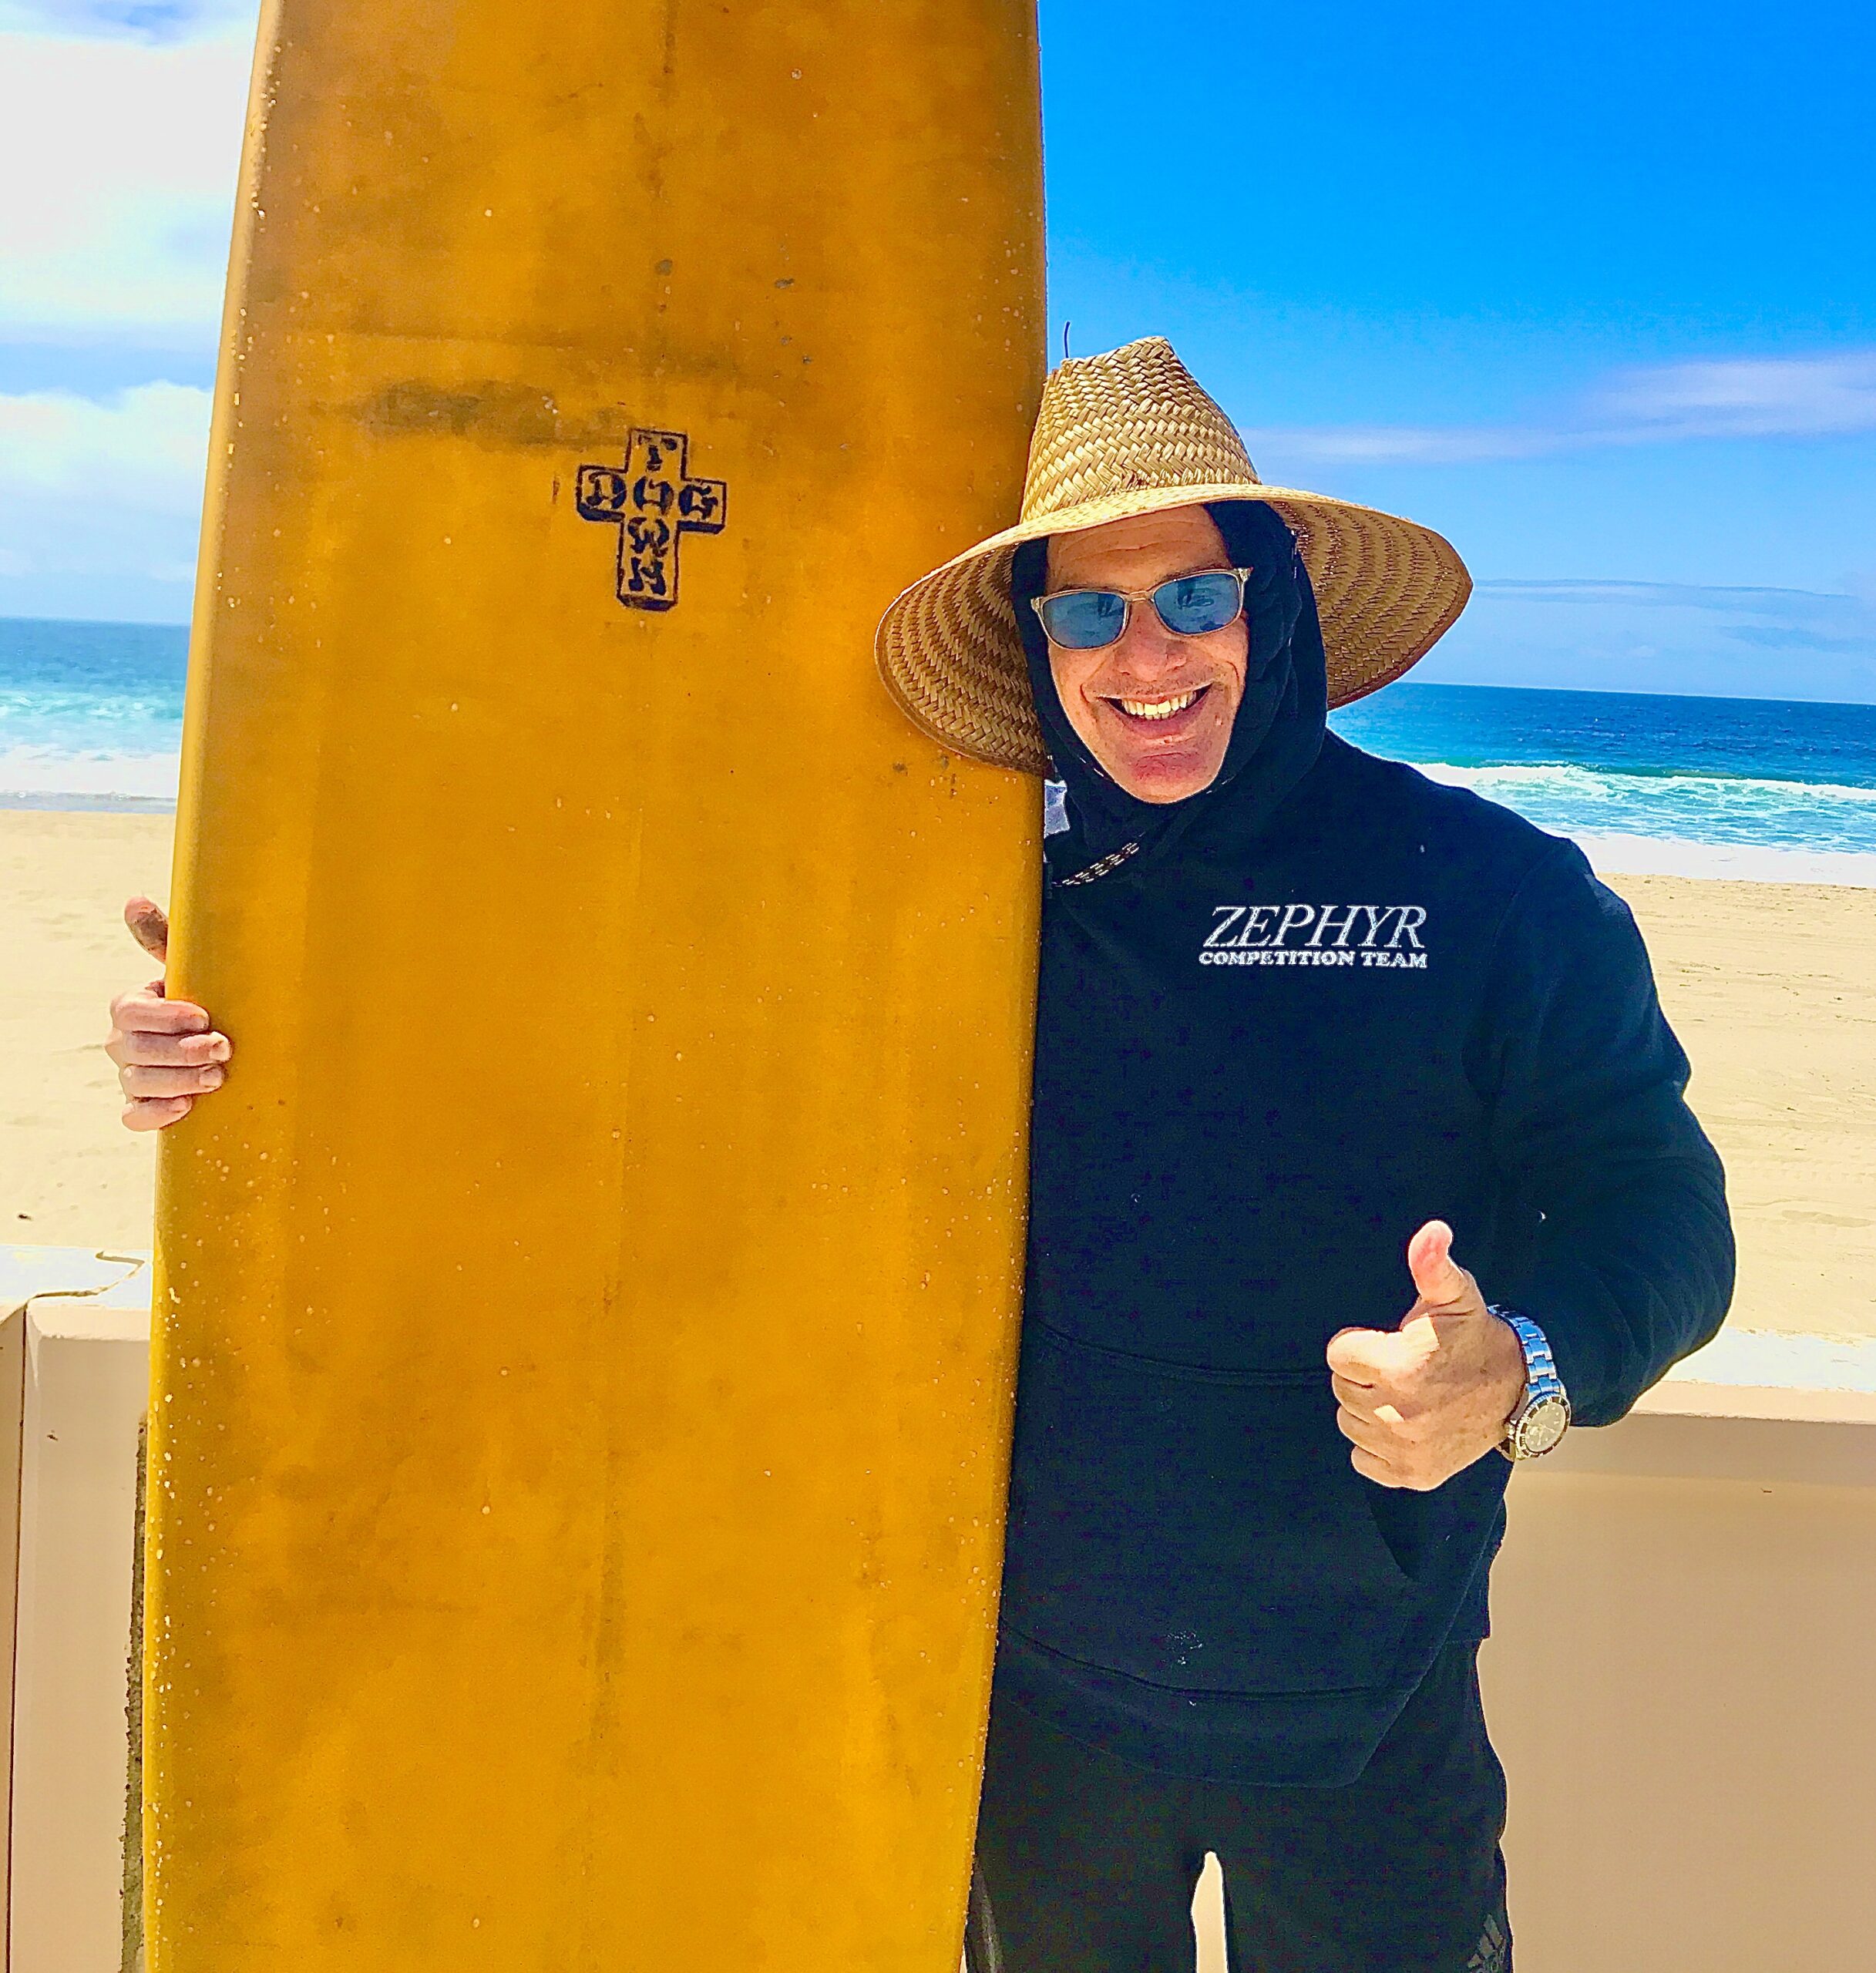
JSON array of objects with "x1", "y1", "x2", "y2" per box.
[{"x1": 203, "y1": 1067, "x2": 225, "y2": 1088}]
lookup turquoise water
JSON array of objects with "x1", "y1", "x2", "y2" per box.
[
  {"x1": 5, "y1": 617, "x2": 1876, "y2": 852},
  {"x1": 0, "y1": 617, "x2": 187, "y2": 808},
  {"x1": 1331, "y1": 682, "x2": 1876, "y2": 856}
]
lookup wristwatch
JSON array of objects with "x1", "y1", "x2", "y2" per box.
[{"x1": 1488, "y1": 1306, "x2": 1572, "y2": 1460}]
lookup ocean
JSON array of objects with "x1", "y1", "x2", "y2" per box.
[
  {"x1": 1330, "y1": 683, "x2": 1876, "y2": 867},
  {"x1": 5, "y1": 617, "x2": 1875, "y2": 878},
  {"x1": 0, "y1": 617, "x2": 187, "y2": 811}
]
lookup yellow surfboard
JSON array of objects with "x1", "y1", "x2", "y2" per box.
[{"x1": 146, "y1": 4, "x2": 1044, "y2": 1966}]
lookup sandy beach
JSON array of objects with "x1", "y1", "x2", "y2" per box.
[
  {"x1": 4, "y1": 808, "x2": 1871, "y2": 1337},
  {"x1": 3, "y1": 808, "x2": 172, "y2": 1252}
]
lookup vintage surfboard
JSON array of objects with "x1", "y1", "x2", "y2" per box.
[{"x1": 146, "y1": 4, "x2": 1044, "y2": 1966}]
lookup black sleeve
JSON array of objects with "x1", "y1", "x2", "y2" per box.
[{"x1": 1474, "y1": 842, "x2": 1736, "y2": 1426}]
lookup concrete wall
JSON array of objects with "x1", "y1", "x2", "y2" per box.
[
  {"x1": 2, "y1": 1247, "x2": 1871, "y2": 1971},
  {"x1": 2, "y1": 1249, "x2": 151, "y2": 1973},
  {"x1": 1484, "y1": 1342, "x2": 1876, "y2": 1973},
  {"x1": 0, "y1": 1298, "x2": 23, "y2": 1966}
]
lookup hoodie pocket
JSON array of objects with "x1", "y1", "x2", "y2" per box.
[{"x1": 1000, "y1": 1322, "x2": 1423, "y2": 1696}]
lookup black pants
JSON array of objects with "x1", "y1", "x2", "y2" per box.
[{"x1": 970, "y1": 1642, "x2": 1510, "y2": 1973}]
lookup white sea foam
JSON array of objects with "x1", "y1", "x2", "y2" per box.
[
  {"x1": 1415, "y1": 760, "x2": 1876, "y2": 807},
  {"x1": 1408, "y1": 756, "x2": 1876, "y2": 861},
  {"x1": 0, "y1": 745, "x2": 180, "y2": 804}
]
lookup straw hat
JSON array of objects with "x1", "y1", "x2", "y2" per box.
[{"x1": 875, "y1": 337, "x2": 1471, "y2": 775}]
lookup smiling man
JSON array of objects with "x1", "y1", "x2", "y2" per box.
[
  {"x1": 111, "y1": 340, "x2": 1735, "y2": 1972},
  {"x1": 1038, "y1": 509, "x2": 1255, "y2": 801},
  {"x1": 874, "y1": 338, "x2": 1735, "y2": 1971}
]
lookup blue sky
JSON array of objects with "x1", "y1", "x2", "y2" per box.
[{"x1": 3, "y1": 0, "x2": 1875, "y2": 699}]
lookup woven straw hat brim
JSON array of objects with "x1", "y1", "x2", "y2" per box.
[{"x1": 876, "y1": 481, "x2": 1471, "y2": 777}]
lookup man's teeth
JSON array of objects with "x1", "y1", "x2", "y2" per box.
[{"x1": 1117, "y1": 689, "x2": 1201, "y2": 721}]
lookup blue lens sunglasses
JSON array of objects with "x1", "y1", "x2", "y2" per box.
[{"x1": 1031, "y1": 567, "x2": 1252, "y2": 652}]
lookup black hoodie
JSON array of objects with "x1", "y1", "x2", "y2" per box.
[{"x1": 993, "y1": 502, "x2": 1735, "y2": 1786}]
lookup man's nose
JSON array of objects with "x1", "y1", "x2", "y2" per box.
[{"x1": 1111, "y1": 603, "x2": 1187, "y2": 677}]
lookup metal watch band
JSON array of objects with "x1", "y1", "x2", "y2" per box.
[{"x1": 1487, "y1": 1304, "x2": 1570, "y2": 1459}]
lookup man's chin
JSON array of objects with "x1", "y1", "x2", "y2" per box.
[
  {"x1": 1080, "y1": 697, "x2": 1235, "y2": 805},
  {"x1": 1102, "y1": 746, "x2": 1228, "y2": 805}
]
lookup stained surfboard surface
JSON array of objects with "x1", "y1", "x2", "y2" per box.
[{"x1": 146, "y1": 4, "x2": 1044, "y2": 1965}]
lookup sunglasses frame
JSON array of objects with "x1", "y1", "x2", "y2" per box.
[{"x1": 1030, "y1": 566, "x2": 1253, "y2": 652}]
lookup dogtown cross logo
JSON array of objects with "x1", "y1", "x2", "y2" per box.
[
  {"x1": 1200, "y1": 902, "x2": 1430, "y2": 970},
  {"x1": 577, "y1": 428, "x2": 727, "y2": 613}
]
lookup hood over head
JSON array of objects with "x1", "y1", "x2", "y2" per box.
[{"x1": 1010, "y1": 500, "x2": 1329, "y2": 882}]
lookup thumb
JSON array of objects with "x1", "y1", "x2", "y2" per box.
[
  {"x1": 1407, "y1": 1219, "x2": 1472, "y2": 1310},
  {"x1": 125, "y1": 895, "x2": 170, "y2": 965}
]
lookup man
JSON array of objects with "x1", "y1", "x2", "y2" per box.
[{"x1": 113, "y1": 338, "x2": 1734, "y2": 1971}]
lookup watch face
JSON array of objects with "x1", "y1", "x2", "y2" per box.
[{"x1": 1517, "y1": 1394, "x2": 1572, "y2": 1456}]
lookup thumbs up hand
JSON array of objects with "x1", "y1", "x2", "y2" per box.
[{"x1": 1325, "y1": 1222, "x2": 1528, "y2": 1491}]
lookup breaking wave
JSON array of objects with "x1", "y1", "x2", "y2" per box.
[{"x1": 1413, "y1": 759, "x2": 1876, "y2": 854}]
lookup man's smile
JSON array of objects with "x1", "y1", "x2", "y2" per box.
[{"x1": 1101, "y1": 684, "x2": 1212, "y2": 730}]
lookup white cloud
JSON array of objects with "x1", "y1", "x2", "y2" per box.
[
  {"x1": 0, "y1": 381, "x2": 210, "y2": 591},
  {"x1": 0, "y1": 22, "x2": 253, "y2": 338},
  {"x1": 1246, "y1": 350, "x2": 1876, "y2": 470},
  {"x1": 1416, "y1": 576, "x2": 1876, "y2": 703},
  {"x1": 0, "y1": 379, "x2": 209, "y2": 499},
  {"x1": 1590, "y1": 353, "x2": 1876, "y2": 442},
  {"x1": 1474, "y1": 577, "x2": 1876, "y2": 647},
  {"x1": 1248, "y1": 423, "x2": 1548, "y2": 470}
]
